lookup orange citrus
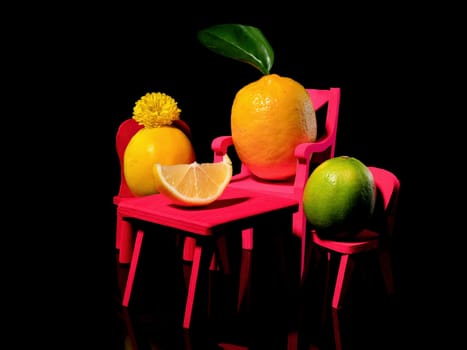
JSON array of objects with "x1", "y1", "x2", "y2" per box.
[
  {"x1": 153, "y1": 154, "x2": 233, "y2": 206},
  {"x1": 231, "y1": 73, "x2": 317, "y2": 180},
  {"x1": 302, "y1": 156, "x2": 376, "y2": 238},
  {"x1": 123, "y1": 92, "x2": 196, "y2": 197}
]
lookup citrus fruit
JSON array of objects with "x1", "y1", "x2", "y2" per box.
[
  {"x1": 302, "y1": 156, "x2": 376, "y2": 238},
  {"x1": 231, "y1": 73, "x2": 317, "y2": 180},
  {"x1": 153, "y1": 154, "x2": 233, "y2": 207},
  {"x1": 123, "y1": 92, "x2": 196, "y2": 197},
  {"x1": 124, "y1": 127, "x2": 196, "y2": 196}
]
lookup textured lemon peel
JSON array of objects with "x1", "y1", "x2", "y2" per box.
[{"x1": 132, "y1": 92, "x2": 181, "y2": 128}]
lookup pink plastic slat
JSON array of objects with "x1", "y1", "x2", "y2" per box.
[
  {"x1": 122, "y1": 229, "x2": 144, "y2": 307},
  {"x1": 118, "y1": 187, "x2": 298, "y2": 235}
]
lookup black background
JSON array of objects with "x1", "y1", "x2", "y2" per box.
[{"x1": 11, "y1": 5, "x2": 449, "y2": 346}]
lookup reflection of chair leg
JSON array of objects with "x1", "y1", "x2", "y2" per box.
[
  {"x1": 332, "y1": 254, "x2": 355, "y2": 309},
  {"x1": 331, "y1": 308, "x2": 342, "y2": 350},
  {"x1": 183, "y1": 330, "x2": 192, "y2": 350},
  {"x1": 238, "y1": 228, "x2": 253, "y2": 311},
  {"x1": 123, "y1": 308, "x2": 139, "y2": 350},
  {"x1": 122, "y1": 230, "x2": 144, "y2": 307}
]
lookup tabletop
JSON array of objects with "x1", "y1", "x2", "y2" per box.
[{"x1": 118, "y1": 186, "x2": 299, "y2": 236}]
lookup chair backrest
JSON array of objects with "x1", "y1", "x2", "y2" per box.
[
  {"x1": 212, "y1": 87, "x2": 341, "y2": 198},
  {"x1": 115, "y1": 118, "x2": 194, "y2": 200},
  {"x1": 115, "y1": 118, "x2": 143, "y2": 199},
  {"x1": 294, "y1": 87, "x2": 341, "y2": 192},
  {"x1": 367, "y1": 166, "x2": 401, "y2": 237},
  {"x1": 310, "y1": 167, "x2": 400, "y2": 251}
]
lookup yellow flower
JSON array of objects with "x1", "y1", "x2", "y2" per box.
[{"x1": 132, "y1": 92, "x2": 181, "y2": 128}]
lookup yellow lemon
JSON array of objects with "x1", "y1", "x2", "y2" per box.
[
  {"x1": 302, "y1": 156, "x2": 376, "y2": 238},
  {"x1": 153, "y1": 154, "x2": 232, "y2": 206},
  {"x1": 231, "y1": 73, "x2": 317, "y2": 180},
  {"x1": 123, "y1": 92, "x2": 196, "y2": 197},
  {"x1": 124, "y1": 127, "x2": 195, "y2": 196}
]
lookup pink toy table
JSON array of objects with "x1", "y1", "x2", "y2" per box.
[{"x1": 118, "y1": 186, "x2": 299, "y2": 329}]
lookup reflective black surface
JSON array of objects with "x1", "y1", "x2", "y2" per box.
[{"x1": 109, "y1": 231, "x2": 406, "y2": 350}]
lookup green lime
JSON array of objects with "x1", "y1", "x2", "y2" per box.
[{"x1": 303, "y1": 156, "x2": 376, "y2": 238}]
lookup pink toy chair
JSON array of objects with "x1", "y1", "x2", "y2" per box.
[
  {"x1": 118, "y1": 186, "x2": 298, "y2": 329},
  {"x1": 113, "y1": 118, "x2": 300, "y2": 330},
  {"x1": 113, "y1": 118, "x2": 142, "y2": 263},
  {"x1": 113, "y1": 118, "x2": 196, "y2": 264},
  {"x1": 210, "y1": 87, "x2": 341, "y2": 280},
  {"x1": 306, "y1": 166, "x2": 400, "y2": 310}
]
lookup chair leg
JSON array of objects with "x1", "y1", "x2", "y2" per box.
[
  {"x1": 122, "y1": 230, "x2": 144, "y2": 307},
  {"x1": 237, "y1": 228, "x2": 254, "y2": 311},
  {"x1": 237, "y1": 248, "x2": 252, "y2": 312},
  {"x1": 241, "y1": 228, "x2": 253, "y2": 250},
  {"x1": 300, "y1": 228, "x2": 309, "y2": 279},
  {"x1": 320, "y1": 251, "x2": 332, "y2": 327},
  {"x1": 183, "y1": 241, "x2": 214, "y2": 329},
  {"x1": 332, "y1": 254, "x2": 355, "y2": 309},
  {"x1": 183, "y1": 236, "x2": 196, "y2": 262},
  {"x1": 119, "y1": 219, "x2": 135, "y2": 264},
  {"x1": 115, "y1": 214, "x2": 121, "y2": 250},
  {"x1": 379, "y1": 249, "x2": 395, "y2": 296},
  {"x1": 293, "y1": 210, "x2": 307, "y2": 279},
  {"x1": 212, "y1": 235, "x2": 230, "y2": 273},
  {"x1": 183, "y1": 245, "x2": 201, "y2": 329}
]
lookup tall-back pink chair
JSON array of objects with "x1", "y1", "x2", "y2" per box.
[
  {"x1": 210, "y1": 88, "x2": 341, "y2": 278},
  {"x1": 113, "y1": 118, "x2": 195, "y2": 264},
  {"x1": 118, "y1": 186, "x2": 298, "y2": 329},
  {"x1": 113, "y1": 118, "x2": 143, "y2": 263},
  {"x1": 307, "y1": 166, "x2": 400, "y2": 310}
]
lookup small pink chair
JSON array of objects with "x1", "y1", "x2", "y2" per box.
[
  {"x1": 113, "y1": 118, "x2": 196, "y2": 264},
  {"x1": 306, "y1": 166, "x2": 400, "y2": 309},
  {"x1": 210, "y1": 87, "x2": 341, "y2": 279},
  {"x1": 113, "y1": 118, "x2": 142, "y2": 263},
  {"x1": 118, "y1": 186, "x2": 298, "y2": 329}
]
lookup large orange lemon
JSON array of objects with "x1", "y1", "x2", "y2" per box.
[
  {"x1": 124, "y1": 126, "x2": 195, "y2": 197},
  {"x1": 231, "y1": 73, "x2": 317, "y2": 180}
]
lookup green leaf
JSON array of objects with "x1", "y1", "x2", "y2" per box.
[{"x1": 197, "y1": 24, "x2": 274, "y2": 75}]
